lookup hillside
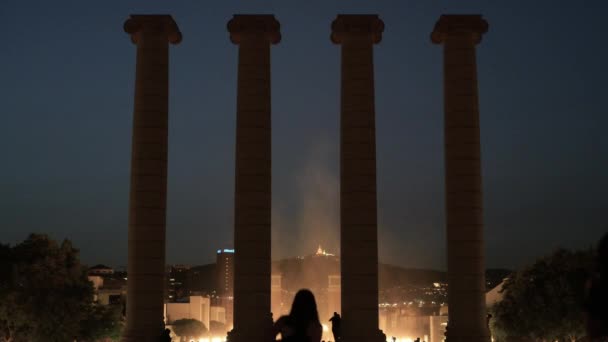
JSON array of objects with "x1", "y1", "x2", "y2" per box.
[
  {"x1": 188, "y1": 263, "x2": 216, "y2": 294},
  {"x1": 186, "y1": 256, "x2": 511, "y2": 293}
]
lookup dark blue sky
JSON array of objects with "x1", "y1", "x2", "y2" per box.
[{"x1": 1, "y1": 1, "x2": 606, "y2": 270}]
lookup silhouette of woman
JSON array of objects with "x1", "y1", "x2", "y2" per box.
[{"x1": 274, "y1": 289, "x2": 322, "y2": 342}]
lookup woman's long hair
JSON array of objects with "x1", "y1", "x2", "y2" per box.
[{"x1": 289, "y1": 289, "x2": 321, "y2": 335}]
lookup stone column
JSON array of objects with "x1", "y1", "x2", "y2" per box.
[
  {"x1": 227, "y1": 15, "x2": 280, "y2": 342},
  {"x1": 331, "y1": 15, "x2": 386, "y2": 342},
  {"x1": 122, "y1": 15, "x2": 181, "y2": 342},
  {"x1": 431, "y1": 15, "x2": 489, "y2": 342}
]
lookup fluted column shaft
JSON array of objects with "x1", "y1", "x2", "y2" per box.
[
  {"x1": 431, "y1": 14, "x2": 489, "y2": 342},
  {"x1": 122, "y1": 15, "x2": 181, "y2": 342},
  {"x1": 332, "y1": 15, "x2": 386, "y2": 342},
  {"x1": 227, "y1": 15, "x2": 280, "y2": 342}
]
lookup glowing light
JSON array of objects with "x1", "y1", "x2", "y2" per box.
[
  {"x1": 388, "y1": 338, "x2": 415, "y2": 342},
  {"x1": 315, "y1": 244, "x2": 335, "y2": 256},
  {"x1": 322, "y1": 324, "x2": 329, "y2": 332}
]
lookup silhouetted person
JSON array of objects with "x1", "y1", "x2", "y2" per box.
[
  {"x1": 585, "y1": 232, "x2": 608, "y2": 339},
  {"x1": 274, "y1": 289, "x2": 322, "y2": 342},
  {"x1": 159, "y1": 328, "x2": 172, "y2": 342},
  {"x1": 329, "y1": 312, "x2": 341, "y2": 342}
]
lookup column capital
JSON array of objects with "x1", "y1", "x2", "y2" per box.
[
  {"x1": 331, "y1": 14, "x2": 384, "y2": 45},
  {"x1": 431, "y1": 15, "x2": 488, "y2": 45},
  {"x1": 124, "y1": 14, "x2": 182, "y2": 45},
  {"x1": 227, "y1": 14, "x2": 281, "y2": 45}
]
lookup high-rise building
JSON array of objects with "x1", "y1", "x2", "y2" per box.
[
  {"x1": 216, "y1": 249, "x2": 234, "y2": 297},
  {"x1": 166, "y1": 264, "x2": 190, "y2": 302}
]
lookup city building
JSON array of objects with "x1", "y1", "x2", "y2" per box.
[
  {"x1": 87, "y1": 265, "x2": 126, "y2": 306},
  {"x1": 210, "y1": 306, "x2": 227, "y2": 325},
  {"x1": 327, "y1": 274, "x2": 341, "y2": 317},
  {"x1": 485, "y1": 278, "x2": 508, "y2": 307},
  {"x1": 271, "y1": 274, "x2": 284, "y2": 317},
  {"x1": 166, "y1": 264, "x2": 190, "y2": 302},
  {"x1": 429, "y1": 315, "x2": 449, "y2": 342},
  {"x1": 97, "y1": 284, "x2": 126, "y2": 305},
  {"x1": 164, "y1": 295, "x2": 210, "y2": 329},
  {"x1": 212, "y1": 296, "x2": 234, "y2": 333},
  {"x1": 88, "y1": 264, "x2": 114, "y2": 276},
  {"x1": 216, "y1": 249, "x2": 234, "y2": 297}
]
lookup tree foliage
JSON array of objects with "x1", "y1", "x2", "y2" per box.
[
  {"x1": 0, "y1": 234, "x2": 122, "y2": 342},
  {"x1": 491, "y1": 248, "x2": 593, "y2": 342},
  {"x1": 172, "y1": 319, "x2": 207, "y2": 341},
  {"x1": 209, "y1": 320, "x2": 226, "y2": 335},
  {"x1": 79, "y1": 303, "x2": 124, "y2": 341}
]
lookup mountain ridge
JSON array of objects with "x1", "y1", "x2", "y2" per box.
[{"x1": 187, "y1": 255, "x2": 511, "y2": 294}]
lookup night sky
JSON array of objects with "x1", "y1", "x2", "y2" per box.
[{"x1": 1, "y1": 1, "x2": 606, "y2": 270}]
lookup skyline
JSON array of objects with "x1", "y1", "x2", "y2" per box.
[{"x1": 1, "y1": 1, "x2": 607, "y2": 270}]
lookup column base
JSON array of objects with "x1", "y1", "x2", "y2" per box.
[
  {"x1": 342, "y1": 329, "x2": 387, "y2": 342},
  {"x1": 445, "y1": 334, "x2": 491, "y2": 342},
  {"x1": 120, "y1": 331, "x2": 163, "y2": 342},
  {"x1": 228, "y1": 325, "x2": 386, "y2": 342},
  {"x1": 227, "y1": 326, "x2": 275, "y2": 342},
  {"x1": 444, "y1": 323, "x2": 491, "y2": 342}
]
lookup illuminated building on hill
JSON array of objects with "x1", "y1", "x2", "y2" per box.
[{"x1": 315, "y1": 245, "x2": 336, "y2": 257}]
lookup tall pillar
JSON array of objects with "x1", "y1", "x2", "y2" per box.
[
  {"x1": 431, "y1": 15, "x2": 489, "y2": 342},
  {"x1": 331, "y1": 15, "x2": 386, "y2": 342},
  {"x1": 122, "y1": 15, "x2": 181, "y2": 342},
  {"x1": 227, "y1": 14, "x2": 280, "y2": 342}
]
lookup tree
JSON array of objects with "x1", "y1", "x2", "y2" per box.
[
  {"x1": 79, "y1": 303, "x2": 124, "y2": 341},
  {"x1": 0, "y1": 234, "x2": 121, "y2": 342},
  {"x1": 491, "y1": 248, "x2": 593, "y2": 342},
  {"x1": 209, "y1": 320, "x2": 226, "y2": 336},
  {"x1": 171, "y1": 319, "x2": 207, "y2": 342}
]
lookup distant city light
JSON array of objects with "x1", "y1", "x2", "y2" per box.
[{"x1": 217, "y1": 249, "x2": 235, "y2": 254}]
